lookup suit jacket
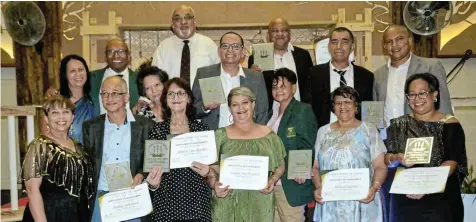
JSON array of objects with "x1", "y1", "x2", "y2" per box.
[
  {"x1": 276, "y1": 99, "x2": 317, "y2": 207},
  {"x1": 373, "y1": 55, "x2": 453, "y2": 115},
  {"x1": 192, "y1": 63, "x2": 269, "y2": 130},
  {"x1": 309, "y1": 62, "x2": 374, "y2": 127},
  {"x1": 248, "y1": 45, "x2": 314, "y2": 110},
  {"x1": 90, "y1": 68, "x2": 140, "y2": 114},
  {"x1": 82, "y1": 114, "x2": 155, "y2": 219}
]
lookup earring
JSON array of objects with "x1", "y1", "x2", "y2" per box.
[
  {"x1": 355, "y1": 110, "x2": 358, "y2": 114},
  {"x1": 434, "y1": 98, "x2": 438, "y2": 102},
  {"x1": 46, "y1": 124, "x2": 50, "y2": 133},
  {"x1": 229, "y1": 114, "x2": 233, "y2": 123}
]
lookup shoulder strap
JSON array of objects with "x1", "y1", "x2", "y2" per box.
[{"x1": 440, "y1": 114, "x2": 455, "y2": 123}]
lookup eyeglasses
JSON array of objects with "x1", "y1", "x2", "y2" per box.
[
  {"x1": 172, "y1": 15, "x2": 195, "y2": 22},
  {"x1": 167, "y1": 91, "x2": 187, "y2": 99},
  {"x1": 105, "y1": 49, "x2": 128, "y2": 57},
  {"x1": 333, "y1": 100, "x2": 354, "y2": 107},
  {"x1": 406, "y1": 91, "x2": 432, "y2": 100},
  {"x1": 220, "y1": 43, "x2": 243, "y2": 51},
  {"x1": 270, "y1": 29, "x2": 290, "y2": 34},
  {"x1": 100, "y1": 92, "x2": 126, "y2": 98}
]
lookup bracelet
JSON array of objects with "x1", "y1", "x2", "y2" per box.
[{"x1": 147, "y1": 181, "x2": 159, "y2": 191}]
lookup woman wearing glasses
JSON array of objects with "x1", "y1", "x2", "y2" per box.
[
  {"x1": 148, "y1": 77, "x2": 214, "y2": 222},
  {"x1": 312, "y1": 86, "x2": 387, "y2": 222},
  {"x1": 384, "y1": 73, "x2": 468, "y2": 222}
]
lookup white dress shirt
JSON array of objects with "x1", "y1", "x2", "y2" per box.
[
  {"x1": 274, "y1": 44, "x2": 300, "y2": 101},
  {"x1": 329, "y1": 62, "x2": 354, "y2": 123},
  {"x1": 100, "y1": 68, "x2": 130, "y2": 114},
  {"x1": 384, "y1": 54, "x2": 412, "y2": 127},
  {"x1": 152, "y1": 33, "x2": 220, "y2": 87},
  {"x1": 218, "y1": 65, "x2": 245, "y2": 128}
]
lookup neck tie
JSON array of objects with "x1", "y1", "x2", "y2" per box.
[
  {"x1": 180, "y1": 40, "x2": 191, "y2": 83},
  {"x1": 333, "y1": 69, "x2": 347, "y2": 86}
]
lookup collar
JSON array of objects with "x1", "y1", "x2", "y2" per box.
[
  {"x1": 105, "y1": 67, "x2": 129, "y2": 76},
  {"x1": 274, "y1": 43, "x2": 294, "y2": 55},
  {"x1": 173, "y1": 33, "x2": 197, "y2": 45},
  {"x1": 220, "y1": 64, "x2": 246, "y2": 78},
  {"x1": 105, "y1": 108, "x2": 136, "y2": 125},
  {"x1": 387, "y1": 52, "x2": 412, "y2": 69},
  {"x1": 330, "y1": 61, "x2": 352, "y2": 72}
]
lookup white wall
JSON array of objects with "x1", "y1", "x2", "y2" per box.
[{"x1": 0, "y1": 67, "x2": 21, "y2": 190}]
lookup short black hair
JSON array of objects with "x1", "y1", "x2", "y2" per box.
[
  {"x1": 161, "y1": 77, "x2": 196, "y2": 120},
  {"x1": 59, "y1": 54, "x2": 92, "y2": 102},
  {"x1": 404, "y1": 73, "x2": 441, "y2": 110},
  {"x1": 330, "y1": 27, "x2": 354, "y2": 43},
  {"x1": 273, "y1": 68, "x2": 297, "y2": 86},
  {"x1": 330, "y1": 86, "x2": 361, "y2": 114},
  {"x1": 136, "y1": 66, "x2": 169, "y2": 97},
  {"x1": 220, "y1": 31, "x2": 244, "y2": 46}
]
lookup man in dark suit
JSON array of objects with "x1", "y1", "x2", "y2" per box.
[
  {"x1": 309, "y1": 27, "x2": 374, "y2": 127},
  {"x1": 192, "y1": 32, "x2": 268, "y2": 130},
  {"x1": 248, "y1": 18, "x2": 314, "y2": 110},
  {"x1": 83, "y1": 76, "x2": 154, "y2": 222}
]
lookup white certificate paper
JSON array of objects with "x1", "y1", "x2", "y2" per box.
[
  {"x1": 321, "y1": 168, "x2": 370, "y2": 201},
  {"x1": 99, "y1": 183, "x2": 152, "y2": 222},
  {"x1": 390, "y1": 166, "x2": 450, "y2": 195},
  {"x1": 219, "y1": 155, "x2": 269, "y2": 190},
  {"x1": 169, "y1": 130, "x2": 217, "y2": 169}
]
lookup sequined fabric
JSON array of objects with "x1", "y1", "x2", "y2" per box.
[{"x1": 20, "y1": 135, "x2": 94, "y2": 199}]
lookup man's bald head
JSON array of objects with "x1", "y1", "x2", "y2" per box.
[
  {"x1": 383, "y1": 25, "x2": 412, "y2": 40},
  {"x1": 172, "y1": 5, "x2": 195, "y2": 17},
  {"x1": 106, "y1": 38, "x2": 129, "y2": 52},
  {"x1": 102, "y1": 75, "x2": 128, "y2": 93},
  {"x1": 267, "y1": 18, "x2": 291, "y2": 51},
  {"x1": 268, "y1": 18, "x2": 290, "y2": 31}
]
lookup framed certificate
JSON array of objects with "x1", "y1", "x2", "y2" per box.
[
  {"x1": 390, "y1": 166, "x2": 450, "y2": 194},
  {"x1": 404, "y1": 137, "x2": 434, "y2": 164},
  {"x1": 198, "y1": 76, "x2": 226, "y2": 106},
  {"x1": 104, "y1": 161, "x2": 133, "y2": 192},
  {"x1": 169, "y1": 130, "x2": 218, "y2": 169},
  {"x1": 321, "y1": 168, "x2": 370, "y2": 201},
  {"x1": 287, "y1": 150, "x2": 312, "y2": 180},
  {"x1": 219, "y1": 155, "x2": 269, "y2": 190},
  {"x1": 99, "y1": 183, "x2": 153, "y2": 222},
  {"x1": 143, "y1": 140, "x2": 170, "y2": 173},
  {"x1": 252, "y1": 43, "x2": 274, "y2": 71},
  {"x1": 361, "y1": 101, "x2": 385, "y2": 128}
]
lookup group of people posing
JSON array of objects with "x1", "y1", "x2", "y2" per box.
[{"x1": 20, "y1": 4, "x2": 467, "y2": 222}]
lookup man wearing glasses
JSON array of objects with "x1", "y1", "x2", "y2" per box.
[
  {"x1": 248, "y1": 18, "x2": 314, "y2": 111},
  {"x1": 83, "y1": 75, "x2": 155, "y2": 222},
  {"x1": 192, "y1": 32, "x2": 269, "y2": 130},
  {"x1": 90, "y1": 38, "x2": 141, "y2": 115},
  {"x1": 373, "y1": 25, "x2": 453, "y2": 132},
  {"x1": 152, "y1": 5, "x2": 220, "y2": 87}
]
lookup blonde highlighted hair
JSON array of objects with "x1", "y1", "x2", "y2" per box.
[{"x1": 227, "y1": 87, "x2": 256, "y2": 107}]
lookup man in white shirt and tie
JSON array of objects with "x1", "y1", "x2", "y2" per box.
[{"x1": 152, "y1": 5, "x2": 220, "y2": 87}]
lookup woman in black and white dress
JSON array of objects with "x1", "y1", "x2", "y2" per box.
[{"x1": 147, "y1": 77, "x2": 215, "y2": 222}]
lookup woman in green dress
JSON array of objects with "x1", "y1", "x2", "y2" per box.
[{"x1": 211, "y1": 86, "x2": 287, "y2": 222}]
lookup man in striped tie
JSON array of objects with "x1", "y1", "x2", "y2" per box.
[{"x1": 308, "y1": 27, "x2": 374, "y2": 127}]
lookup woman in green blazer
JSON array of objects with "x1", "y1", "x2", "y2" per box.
[{"x1": 267, "y1": 68, "x2": 318, "y2": 222}]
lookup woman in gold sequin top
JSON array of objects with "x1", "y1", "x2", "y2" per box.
[{"x1": 21, "y1": 95, "x2": 94, "y2": 222}]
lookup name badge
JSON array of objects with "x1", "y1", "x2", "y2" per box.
[{"x1": 287, "y1": 127, "x2": 296, "y2": 138}]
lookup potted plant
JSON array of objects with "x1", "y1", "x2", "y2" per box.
[{"x1": 461, "y1": 165, "x2": 476, "y2": 222}]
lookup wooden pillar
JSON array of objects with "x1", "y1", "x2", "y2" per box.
[
  {"x1": 391, "y1": 1, "x2": 437, "y2": 58},
  {"x1": 14, "y1": 1, "x2": 62, "y2": 153}
]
